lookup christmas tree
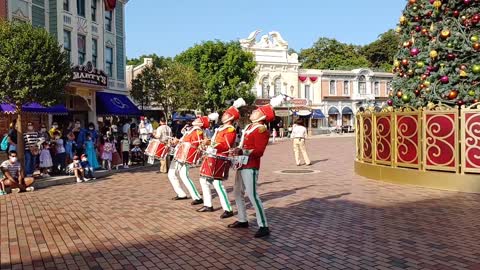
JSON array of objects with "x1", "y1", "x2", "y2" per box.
[{"x1": 391, "y1": 0, "x2": 480, "y2": 108}]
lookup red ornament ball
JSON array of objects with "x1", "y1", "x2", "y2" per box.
[
  {"x1": 387, "y1": 99, "x2": 393, "y2": 106},
  {"x1": 458, "y1": 100, "x2": 465, "y2": 106},
  {"x1": 447, "y1": 53, "x2": 456, "y2": 60},
  {"x1": 464, "y1": 0, "x2": 472, "y2": 5},
  {"x1": 453, "y1": 10, "x2": 460, "y2": 17},
  {"x1": 440, "y1": 76, "x2": 450, "y2": 84},
  {"x1": 410, "y1": 48, "x2": 420, "y2": 56}
]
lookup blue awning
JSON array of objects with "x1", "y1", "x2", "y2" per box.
[
  {"x1": 342, "y1": 107, "x2": 353, "y2": 115},
  {"x1": 0, "y1": 103, "x2": 68, "y2": 115},
  {"x1": 312, "y1": 109, "x2": 325, "y2": 119},
  {"x1": 328, "y1": 107, "x2": 340, "y2": 115},
  {"x1": 96, "y1": 92, "x2": 141, "y2": 116},
  {"x1": 172, "y1": 112, "x2": 196, "y2": 121}
]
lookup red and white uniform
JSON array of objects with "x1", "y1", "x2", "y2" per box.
[
  {"x1": 234, "y1": 122, "x2": 270, "y2": 228},
  {"x1": 199, "y1": 125, "x2": 236, "y2": 211},
  {"x1": 167, "y1": 126, "x2": 204, "y2": 201}
]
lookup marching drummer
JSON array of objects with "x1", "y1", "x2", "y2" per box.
[
  {"x1": 167, "y1": 116, "x2": 209, "y2": 205},
  {"x1": 197, "y1": 98, "x2": 245, "y2": 218},
  {"x1": 228, "y1": 98, "x2": 280, "y2": 238},
  {"x1": 154, "y1": 118, "x2": 172, "y2": 173}
]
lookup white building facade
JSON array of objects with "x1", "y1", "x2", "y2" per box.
[
  {"x1": 240, "y1": 30, "x2": 393, "y2": 133},
  {"x1": 4, "y1": 0, "x2": 136, "y2": 125}
]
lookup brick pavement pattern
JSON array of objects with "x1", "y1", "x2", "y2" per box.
[{"x1": 1, "y1": 137, "x2": 480, "y2": 270}]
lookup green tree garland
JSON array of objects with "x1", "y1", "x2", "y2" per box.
[{"x1": 391, "y1": 0, "x2": 480, "y2": 108}]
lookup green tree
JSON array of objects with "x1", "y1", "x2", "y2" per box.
[
  {"x1": 130, "y1": 64, "x2": 158, "y2": 112},
  {"x1": 176, "y1": 41, "x2": 257, "y2": 112},
  {"x1": 360, "y1": 29, "x2": 400, "y2": 72},
  {"x1": 0, "y1": 21, "x2": 71, "y2": 165},
  {"x1": 299, "y1": 37, "x2": 370, "y2": 70},
  {"x1": 130, "y1": 60, "x2": 202, "y2": 119},
  {"x1": 391, "y1": 0, "x2": 480, "y2": 107}
]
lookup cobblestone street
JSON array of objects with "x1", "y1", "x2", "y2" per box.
[{"x1": 1, "y1": 137, "x2": 480, "y2": 270}]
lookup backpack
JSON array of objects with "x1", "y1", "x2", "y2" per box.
[{"x1": 1, "y1": 135, "x2": 8, "y2": 151}]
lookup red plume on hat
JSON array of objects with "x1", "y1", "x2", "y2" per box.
[
  {"x1": 223, "y1": 98, "x2": 246, "y2": 123},
  {"x1": 198, "y1": 116, "x2": 210, "y2": 128}
]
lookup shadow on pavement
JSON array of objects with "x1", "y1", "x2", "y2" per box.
[{"x1": 4, "y1": 191, "x2": 480, "y2": 270}]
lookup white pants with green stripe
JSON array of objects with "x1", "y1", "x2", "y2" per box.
[
  {"x1": 234, "y1": 169, "x2": 268, "y2": 228},
  {"x1": 167, "y1": 161, "x2": 202, "y2": 200},
  {"x1": 199, "y1": 177, "x2": 232, "y2": 211}
]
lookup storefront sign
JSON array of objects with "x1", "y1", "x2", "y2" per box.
[
  {"x1": 290, "y1": 98, "x2": 308, "y2": 106},
  {"x1": 254, "y1": 98, "x2": 309, "y2": 107},
  {"x1": 254, "y1": 99, "x2": 270, "y2": 106},
  {"x1": 72, "y1": 62, "x2": 108, "y2": 87}
]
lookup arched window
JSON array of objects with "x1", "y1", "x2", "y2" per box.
[
  {"x1": 358, "y1": 75, "x2": 366, "y2": 94},
  {"x1": 262, "y1": 78, "x2": 269, "y2": 98},
  {"x1": 274, "y1": 78, "x2": 281, "y2": 96}
]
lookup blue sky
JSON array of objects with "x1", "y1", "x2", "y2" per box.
[{"x1": 125, "y1": 0, "x2": 406, "y2": 58}]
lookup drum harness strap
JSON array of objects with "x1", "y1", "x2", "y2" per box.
[{"x1": 210, "y1": 124, "x2": 235, "y2": 156}]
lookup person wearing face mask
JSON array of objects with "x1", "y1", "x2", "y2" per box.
[
  {"x1": 52, "y1": 131, "x2": 67, "y2": 174},
  {"x1": 84, "y1": 133, "x2": 100, "y2": 170},
  {"x1": 87, "y1": 123, "x2": 99, "y2": 144},
  {"x1": 38, "y1": 124, "x2": 50, "y2": 142},
  {"x1": 71, "y1": 155, "x2": 85, "y2": 183},
  {"x1": 1, "y1": 151, "x2": 35, "y2": 192},
  {"x1": 72, "y1": 120, "x2": 87, "y2": 155},
  {"x1": 139, "y1": 117, "x2": 149, "y2": 143},
  {"x1": 24, "y1": 122, "x2": 40, "y2": 177},
  {"x1": 49, "y1": 122, "x2": 62, "y2": 138},
  {"x1": 80, "y1": 154, "x2": 96, "y2": 181},
  {"x1": 120, "y1": 133, "x2": 130, "y2": 168}
]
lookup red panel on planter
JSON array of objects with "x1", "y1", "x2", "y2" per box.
[
  {"x1": 363, "y1": 116, "x2": 373, "y2": 162},
  {"x1": 396, "y1": 114, "x2": 420, "y2": 166},
  {"x1": 309, "y1": 76, "x2": 318, "y2": 83},
  {"x1": 375, "y1": 115, "x2": 392, "y2": 163},
  {"x1": 425, "y1": 113, "x2": 456, "y2": 168},
  {"x1": 464, "y1": 112, "x2": 480, "y2": 169}
]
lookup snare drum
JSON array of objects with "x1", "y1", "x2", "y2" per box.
[
  {"x1": 155, "y1": 143, "x2": 169, "y2": 159},
  {"x1": 145, "y1": 139, "x2": 160, "y2": 156},
  {"x1": 199, "y1": 154, "x2": 231, "y2": 180},
  {"x1": 174, "y1": 142, "x2": 201, "y2": 164}
]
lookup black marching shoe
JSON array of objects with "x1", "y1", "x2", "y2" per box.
[
  {"x1": 191, "y1": 199, "x2": 204, "y2": 205},
  {"x1": 220, "y1": 211, "x2": 234, "y2": 219},
  {"x1": 227, "y1": 221, "x2": 249, "y2": 228},
  {"x1": 197, "y1": 206, "x2": 214, "y2": 212},
  {"x1": 172, "y1": 196, "x2": 188, "y2": 201},
  {"x1": 254, "y1": 227, "x2": 270, "y2": 238}
]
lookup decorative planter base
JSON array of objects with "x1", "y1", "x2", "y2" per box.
[{"x1": 355, "y1": 161, "x2": 480, "y2": 193}]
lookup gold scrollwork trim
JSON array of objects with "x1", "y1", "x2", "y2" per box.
[
  {"x1": 375, "y1": 114, "x2": 392, "y2": 166},
  {"x1": 461, "y1": 110, "x2": 480, "y2": 173},
  {"x1": 422, "y1": 110, "x2": 458, "y2": 173}
]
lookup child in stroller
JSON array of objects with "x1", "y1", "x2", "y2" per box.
[{"x1": 130, "y1": 137, "x2": 144, "y2": 165}]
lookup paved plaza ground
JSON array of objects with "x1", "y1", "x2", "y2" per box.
[{"x1": 1, "y1": 137, "x2": 480, "y2": 270}]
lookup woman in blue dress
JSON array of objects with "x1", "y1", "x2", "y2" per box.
[{"x1": 84, "y1": 133, "x2": 100, "y2": 169}]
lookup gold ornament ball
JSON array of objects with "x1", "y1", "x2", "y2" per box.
[
  {"x1": 433, "y1": 0, "x2": 442, "y2": 8},
  {"x1": 424, "y1": 81, "x2": 431, "y2": 87},
  {"x1": 400, "y1": 16, "x2": 407, "y2": 24},
  {"x1": 429, "y1": 50, "x2": 438, "y2": 58},
  {"x1": 425, "y1": 88, "x2": 431, "y2": 93}
]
